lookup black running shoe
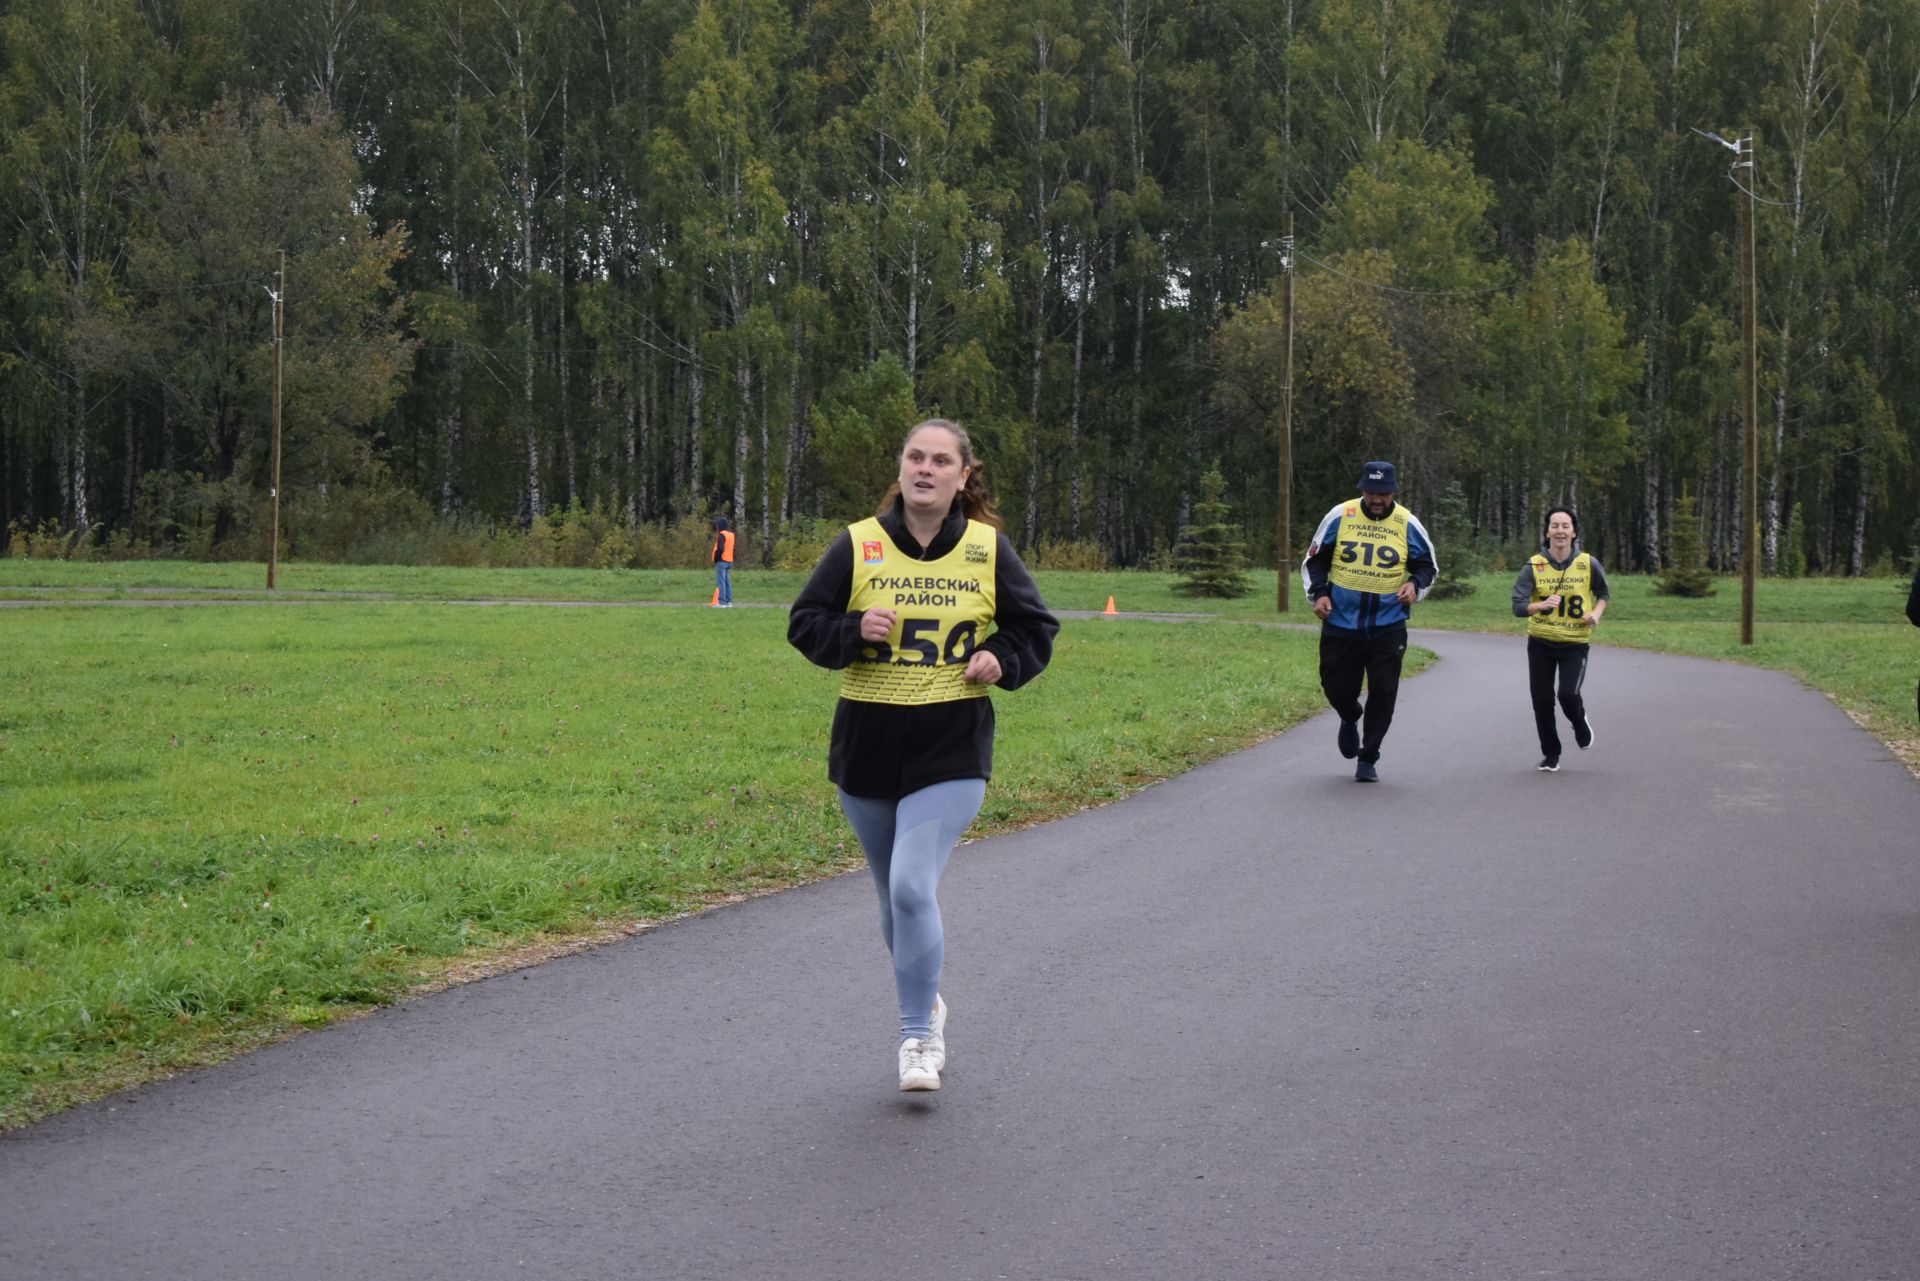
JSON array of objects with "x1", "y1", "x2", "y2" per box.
[
  {"x1": 1355, "y1": 760, "x2": 1378, "y2": 782},
  {"x1": 1573, "y1": 715, "x2": 1593, "y2": 750},
  {"x1": 1537, "y1": 757, "x2": 1560, "y2": 772},
  {"x1": 1337, "y1": 718, "x2": 1360, "y2": 759}
]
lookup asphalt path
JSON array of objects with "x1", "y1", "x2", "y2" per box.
[{"x1": 4, "y1": 628, "x2": 1917, "y2": 1280}]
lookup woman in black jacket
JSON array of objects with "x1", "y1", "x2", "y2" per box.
[{"x1": 788, "y1": 419, "x2": 1058, "y2": 1092}]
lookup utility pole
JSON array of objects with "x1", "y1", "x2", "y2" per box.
[
  {"x1": 1736, "y1": 130, "x2": 1757, "y2": 646},
  {"x1": 1276, "y1": 212, "x2": 1295, "y2": 613},
  {"x1": 267, "y1": 249, "x2": 285, "y2": 591},
  {"x1": 1693, "y1": 124, "x2": 1759, "y2": 645}
]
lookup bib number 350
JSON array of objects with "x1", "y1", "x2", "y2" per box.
[{"x1": 861, "y1": 618, "x2": 980, "y2": 666}]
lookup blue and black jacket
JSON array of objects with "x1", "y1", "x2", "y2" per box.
[{"x1": 1301, "y1": 499, "x2": 1438, "y2": 633}]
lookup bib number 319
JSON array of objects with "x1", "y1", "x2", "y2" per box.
[{"x1": 1338, "y1": 541, "x2": 1401, "y2": 568}]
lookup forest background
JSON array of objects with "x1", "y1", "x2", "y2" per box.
[{"x1": 3, "y1": 0, "x2": 1918, "y2": 579}]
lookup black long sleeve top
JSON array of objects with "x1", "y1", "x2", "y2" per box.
[{"x1": 787, "y1": 501, "x2": 1059, "y2": 799}]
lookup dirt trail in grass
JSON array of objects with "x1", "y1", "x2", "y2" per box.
[{"x1": 4, "y1": 629, "x2": 1918, "y2": 1281}]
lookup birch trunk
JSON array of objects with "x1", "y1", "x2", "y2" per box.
[
  {"x1": 758, "y1": 378, "x2": 772, "y2": 563},
  {"x1": 1850, "y1": 456, "x2": 1869, "y2": 576},
  {"x1": 560, "y1": 75, "x2": 575, "y2": 509},
  {"x1": 560, "y1": 298, "x2": 575, "y2": 508},
  {"x1": 784, "y1": 313, "x2": 807, "y2": 525},
  {"x1": 1069, "y1": 240, "x2": 1089, "y2": 541},
  {"x1": 1024, "y1": 431, "x2": 1041, "y2": 551},
  {"x1": 784, "y1": 212, "x2": 811, "y2": 525},
  {"x1": 1767, "y1": 382, "x2": 1785, "y2": 573},
  {"x1": 1025, "y1": 27, "x2": 1058, "y2": 551},
  {"x1": 1026, "y1": 254, "x2": 1045, "y2": 551},
  {"x1": 54, "y1": 367, "x2": 72, "y2": 528},
  {"x1": 442, "y1": 109, "x2": 464, "y2": 518},
  {"x1": 688, "y1": 334, "x2": 704, "y2": 507},
  {"x1": 1641, "y1": 465, "x2": 1660, "y2": 572},
  {"x1": 70, "y1": 366, "x2": 89, "y2": 531},
  {"x1": 906, "y1": 234, "x2": 920, "y2": 384},
  {"x1": 733, "y1": 358, "x2": 750, "y2": 528}
]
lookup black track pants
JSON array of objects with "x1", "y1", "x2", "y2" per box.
[
  {"x1": 1527, "y1": 636, "x2": 1589, "y2": 759},
  {"x1": 1318, "y1": 624, "x2": 1408, "y2": 764}
]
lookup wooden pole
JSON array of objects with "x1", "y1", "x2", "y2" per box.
[
  {"x1": 1738, "y1": 131, "x2": 1756, "y2": 645},
  {"x1": 1277, "y1": 212, "x2": 1295, "y2": 613},
  {"x1": 268, "y1": 249, "x2": 284, "y2": 590}
]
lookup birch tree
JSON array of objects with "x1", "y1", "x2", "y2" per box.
[{"x1": 0, "y1": 0, "x2": 146, "y2": 531}]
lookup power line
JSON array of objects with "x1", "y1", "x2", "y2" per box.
[
  {"x1": 1717, "y1": 85, "x2": 1920, "y2": 213},
  {"x1": 1801, "y1": 85, "x2": 1920, "y2": 206},
  {"x1": 1727, "y1": 172, "x2": 1795, "y2": 209}
]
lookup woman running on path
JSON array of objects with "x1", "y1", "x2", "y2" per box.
[
  {"x1": 1512, "y1": 507, "x2": 1609, "y2": 772},
  {"x1": 788, "y1": 419, "x2": 1058, "y2": 1092}
]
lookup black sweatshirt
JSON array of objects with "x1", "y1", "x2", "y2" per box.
[{"x1": 787, "y1": 501, "x2": 1059, "y2": 799}]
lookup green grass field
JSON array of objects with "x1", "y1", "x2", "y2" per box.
[{"x1": 1, "y1": 559, "x2": 1913, "y2": 1128}]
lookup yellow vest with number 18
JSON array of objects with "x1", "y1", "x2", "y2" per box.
[
  {"x1": 1529, "y1": 552, "x2": 1595, "y2": 643},
  {"x1": 841, "y1": 517, "x2": 998, "y2": 706},
  {"x1": 1327, "y1": 502, "x2": 1411, "y2": 595}
]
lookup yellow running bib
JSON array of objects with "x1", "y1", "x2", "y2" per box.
[
  {"x1": 1528, "y1": 552, "x2": 1595, "y2": 643},
  {"x1": 1327, "y1": 503, "x2": 1411, "y2": 595},
  {"x1": 840, "y1": 517, "x2": 998, "y2": 705}
]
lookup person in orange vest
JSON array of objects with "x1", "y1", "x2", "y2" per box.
[
  {"x1": 711, "y1": 516, "x2": 735, "y2": 607},
  {"x1": 787, "y1": 418, "x2": 1058, "y2": 1092}
]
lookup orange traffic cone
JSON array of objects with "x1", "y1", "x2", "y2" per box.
[
  {"x1": 710, "y1": 587, "x2": 720, "y2": 606},
  {"x1": 1103, "y1": 596, "x2": 1117, "y2": 616}
]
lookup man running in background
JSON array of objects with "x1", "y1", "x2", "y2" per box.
[{"x1": 1303, "y1": 461, "x2": 1438, "y2": 783}]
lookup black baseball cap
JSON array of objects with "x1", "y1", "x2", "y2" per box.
[{"x1": 1359, "y1": 461, "x2": 1397, "y2": 494}]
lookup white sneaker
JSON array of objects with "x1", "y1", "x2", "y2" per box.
[
  {"x1": 925, "y1": 994, "x2": 948, "y2": 1073},
  {"x1": 898, "y1": 1038, "x2": 940, "y2": 1091}
]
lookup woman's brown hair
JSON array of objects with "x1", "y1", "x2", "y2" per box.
[{"x1": 878, "y1": 418, "x2": 1004, "y2": 530}]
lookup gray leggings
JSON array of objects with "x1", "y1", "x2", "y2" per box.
[{"x1": 837, "y1": 778, "x2": 987, "y2": 1042}]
